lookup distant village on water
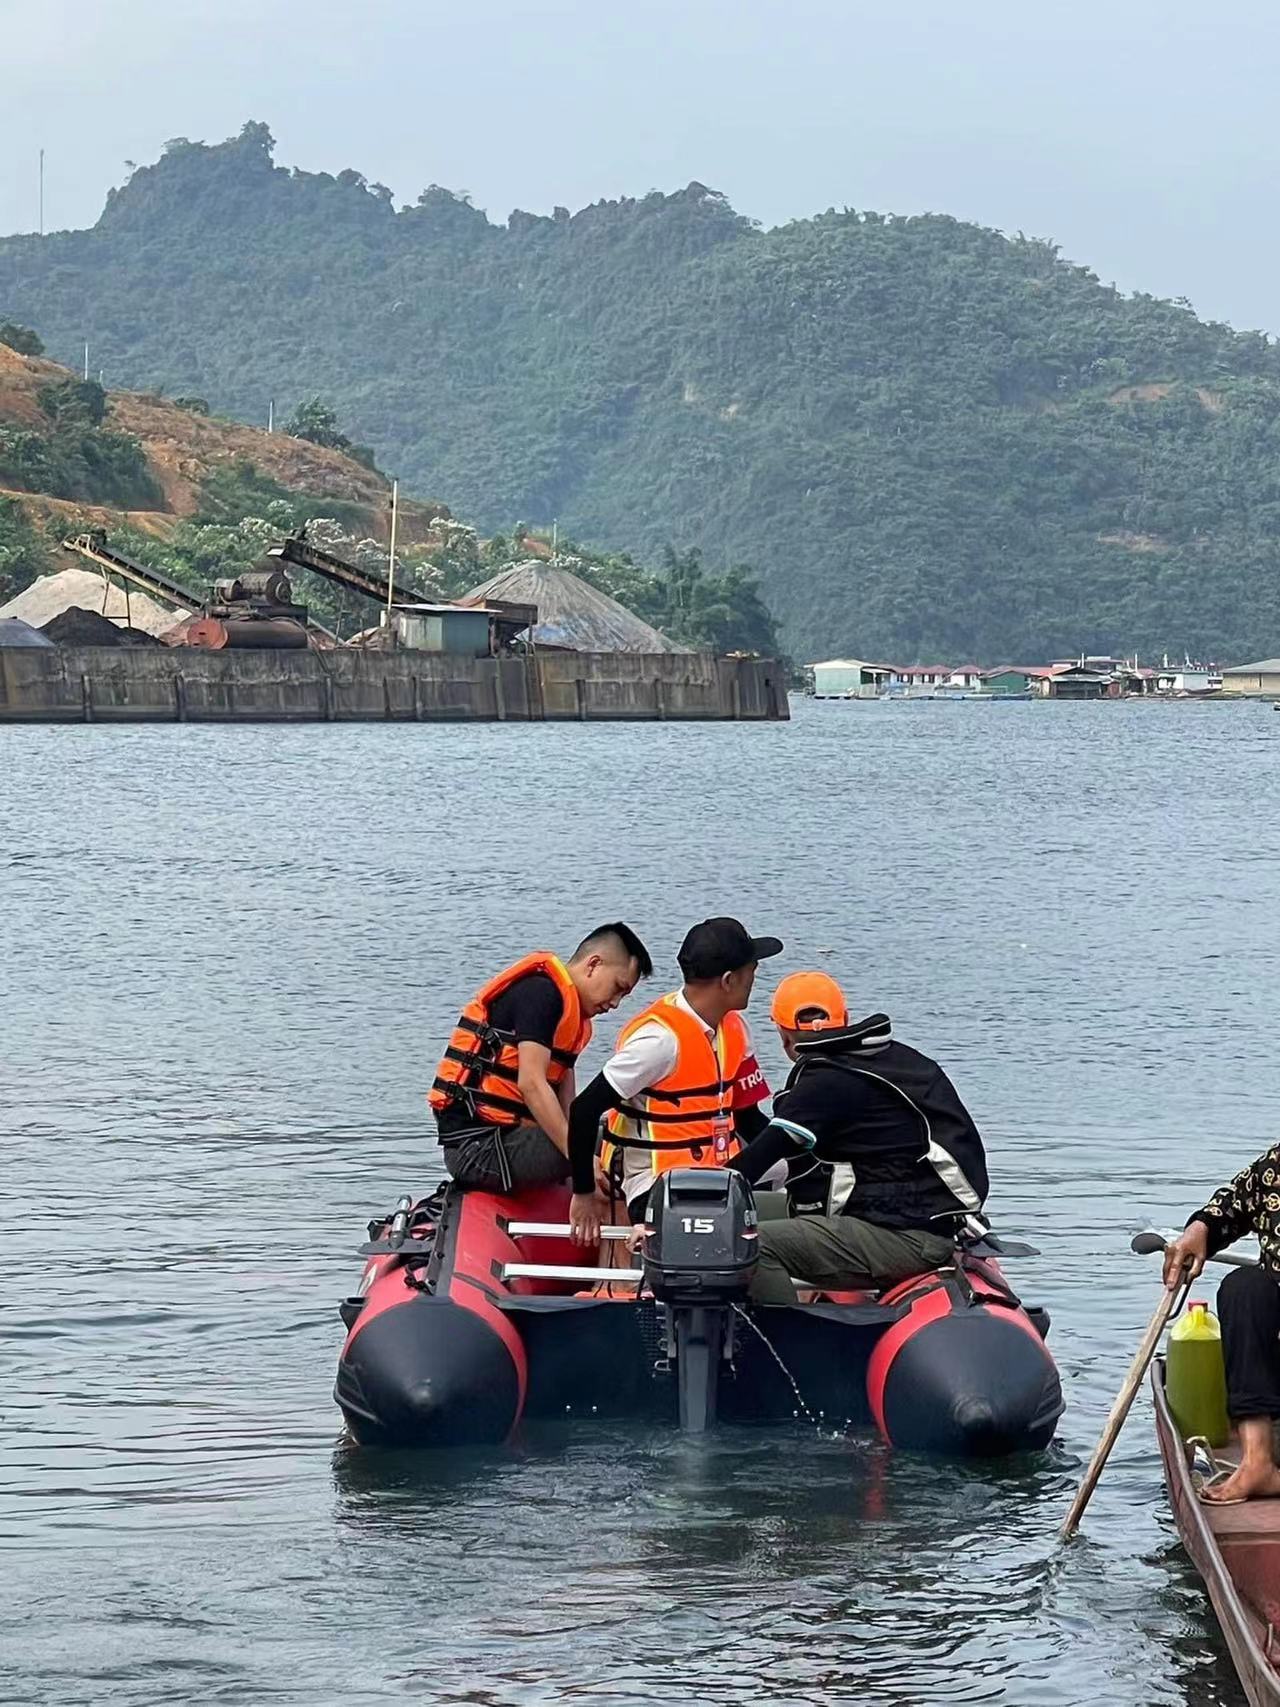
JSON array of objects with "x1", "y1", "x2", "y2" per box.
[{"x1": 809, "y1": 654, "x2": 1280, "y2": 701}]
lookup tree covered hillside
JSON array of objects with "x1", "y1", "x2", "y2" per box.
[
  {"x1": 4, "y1": 121, "x2": 1279, "y2": 662},
  {"x1": 0, "y1": 337, "x2": 779, "y2": 655}
]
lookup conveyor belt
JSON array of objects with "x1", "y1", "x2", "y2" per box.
[{"x1": 61, "y1": 533, "x2": 201, "y2": 613}]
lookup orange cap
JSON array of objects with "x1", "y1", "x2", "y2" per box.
[{"x1": 771, "y1": 971, "x2": 848, "y2": 1032}]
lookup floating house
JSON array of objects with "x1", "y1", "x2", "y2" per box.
[
  {"x1": 1220, "y1": 659, "x2": 1280, "y2": 697},
  {"x1": 1121, "y1": 665, "x2": 1161, "y2": 695},
  {"x1": 944, "y1": 665, "x2": 985, "y2": 690},
  {"x1": 1041, "y1": 667, "x2": 1118, "y2": 700},
  {"x1": 810, "y1": 658, "x2": 892, "y2": 698},
  {"x1": 881, "y1": 663, "x2": 986, "y2": 699},
  {"x1": 808, "y1": 648, "x2": 1242, "y2": 704},
  {"x1": 982, "y1": 666, "x2": 1064, "y2": 696},
  {"x1": 1153, "y1": 663, "x2": 1221, "y2": 695},
  {"x1": 888, "y1": 665, "x2": 948, "y2": 691},
  {"x1": 1038, "y1": 657, "x2": 1160, "y2": 697},
  {"x1": 886, "y1": 664, "x2": 984, "y2": 693}
]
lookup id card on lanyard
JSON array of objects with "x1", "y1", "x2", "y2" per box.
[{"x1": 712, "y1": 1023, "x2": 733, "y2": 1160}]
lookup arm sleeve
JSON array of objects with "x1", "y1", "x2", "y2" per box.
[
  {"x1": 728, "y1": 1122, "x2": 798, "y2": 1184},
  {"x1": 601, "y1": 1022, "x2": 678, "y2": 1100},
  {"x1": 1188, "y1": 1151, "x2": 1268, "y2": 1255},
  {"x1": 771, "y1": 1072, "x2": 837, "y2": 1138},
  {"x1": 734, "y1": 1102, "x2": 771, "y2": 1143},
  {"x1": 505, "y1": 974, "x2": 565, "y2": 1049},
  {"x1": 568, "y1": 1070, "x2": 624, "y2": 1194},
  {"x1": 771, "y1": 1065, "x2": 878, "y2": 1154},
  {"x1": 732, "y1": 1049, "x2": 771, "y2": 1112}
]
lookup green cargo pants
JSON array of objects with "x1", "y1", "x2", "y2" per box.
[{"x1": 751, "y1": 1213, "x2": 955, "y2": 1304}]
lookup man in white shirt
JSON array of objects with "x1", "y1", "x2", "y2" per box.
[{"x1": 566, "y1": 917, "x2": 781, "y2": 1244}]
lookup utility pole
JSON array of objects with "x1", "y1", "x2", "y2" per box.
[
  {"x1": 38, "y1": 148, "x2": 44, "y2": 237},
  {"x1": 385, "y1": 480, "x2": 399, "y2": 624},
  {"x1": 83, "y1": 341, "x2": 89, "y2": 381}
]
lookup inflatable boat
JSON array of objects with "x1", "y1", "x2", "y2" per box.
[{"x1": 335, "y1": 1169, "x2": 1064, "y2": 1456}]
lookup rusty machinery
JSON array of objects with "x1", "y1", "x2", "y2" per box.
[
  {"x1": 183, "y1": 563, "x2": 310, "y2": 650},
  {"x1": 63, "y1": 533, "x2": 321, "y2": 649}
]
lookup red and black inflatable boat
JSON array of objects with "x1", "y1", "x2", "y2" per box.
[{"x1": 335, "y1": 1168, "x2": 1064, "y2": 1456}]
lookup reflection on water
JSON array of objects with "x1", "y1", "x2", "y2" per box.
[{"x1": 6, "y1": 701, "x2": 1277, "y2": 1704}]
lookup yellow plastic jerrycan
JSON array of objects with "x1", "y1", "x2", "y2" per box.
[{"x1": 1167, "y1": 1299, "x2": 1231, "y2": 1448}]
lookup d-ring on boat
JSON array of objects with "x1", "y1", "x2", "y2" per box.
[{"x1": 335, "y1": 1168, "x2": 1065, "y2": 1455}]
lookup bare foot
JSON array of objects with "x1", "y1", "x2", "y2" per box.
[{"x1": 1203, "y1": 1463, "x2": 1280, "y2": 1502}]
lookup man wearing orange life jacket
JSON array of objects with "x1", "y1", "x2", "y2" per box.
[
  {"x1": 429, "y1": 923, "x2": 652, "y2": 1194},
  {"x1": 566, "y1": 917, "x2": 782, "y2": 1244}
]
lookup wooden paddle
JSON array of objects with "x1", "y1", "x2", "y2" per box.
[{"x1": 1059, "y1": 1262, "x2": 1193, "y2": 1541}]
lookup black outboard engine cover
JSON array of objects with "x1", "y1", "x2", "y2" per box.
[
  {"x1": 643, "y1": 1168, "x2": 758, "y2": 1302},
  {"x1": 641, "y1": 1169, "x2": 757, "y2": 1433}
]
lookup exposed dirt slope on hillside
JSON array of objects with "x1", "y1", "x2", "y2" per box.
[{"x1": 0, "y1": 344, "x2": 446, "y2": 544}]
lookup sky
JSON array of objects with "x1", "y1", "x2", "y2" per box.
[{"x1": 3, "y1": 0, "x2": 1279, "y2": 332}]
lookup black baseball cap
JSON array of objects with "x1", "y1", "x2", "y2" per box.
[{"x1": 678, "y1": 917, "x2": 784, "y2": 980}]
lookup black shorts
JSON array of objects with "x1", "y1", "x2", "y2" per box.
[{"x1": 441, "y1": 1123, "x2": 570, "y2": 1194}]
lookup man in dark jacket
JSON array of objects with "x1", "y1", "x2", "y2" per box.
[{"x1": 730, "y1": 971, "x2": 989, "y2": 1303}]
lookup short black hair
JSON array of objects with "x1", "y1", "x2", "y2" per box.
[{"x1": 572, "y1": 921, "x2": 653, "y2": 979}]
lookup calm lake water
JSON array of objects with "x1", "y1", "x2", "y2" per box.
[{"x1": 5, "y1": 696, "x2": 1280, "y2": 1706}]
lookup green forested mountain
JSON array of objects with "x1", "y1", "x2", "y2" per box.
[{"x1": 4, "y1": 121, "x2": 1279, "y2": 662}]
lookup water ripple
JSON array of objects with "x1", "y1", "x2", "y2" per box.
[{"x1": 3, "y1": 703, "x2": 1272, "y2": 1706}]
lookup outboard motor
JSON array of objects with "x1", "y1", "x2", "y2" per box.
[{"x1": 642, "y1": 1168, "x2": 758, "y2": 1432}]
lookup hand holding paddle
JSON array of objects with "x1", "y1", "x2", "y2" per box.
[
  {"x1": 1160, "y1": 1224, "x2": 1208, "y2": 1288},
  {"x1": 1060, "y1": 1260, "x2": 1193, "y2": 1541},
  {"x1": 1129, "y1": 1226, "x2": 1256, "y2": 1279}
]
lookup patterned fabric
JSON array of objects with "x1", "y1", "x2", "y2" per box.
[{"x1": 1191, "y1": 1143, "x2": 1280, "y2": 1266}]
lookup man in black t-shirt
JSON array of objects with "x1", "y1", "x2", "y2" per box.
[{"x1": 433, "y1": 923, "x2": 653, "y2": 1195}]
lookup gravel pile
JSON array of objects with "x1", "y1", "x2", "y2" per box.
[{"x1": 41, "y1": 606, "x2": 162, "y2": 647}]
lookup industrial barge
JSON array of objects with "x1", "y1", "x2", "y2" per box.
[{"x1": 0, "y1": 531, "x2": 787, "y2": 724}]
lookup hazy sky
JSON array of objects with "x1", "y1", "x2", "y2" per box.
[{"x1": 4, "y1": 0, "x2": 1279, "y2": 332}]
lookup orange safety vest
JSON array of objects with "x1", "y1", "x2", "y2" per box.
[
  {"x1": 607, "y1": 993, "x2": 749, "y2": 1171},
  {"x1": 429, "y1": 952, "x2": 592, "y2": 1129}
]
